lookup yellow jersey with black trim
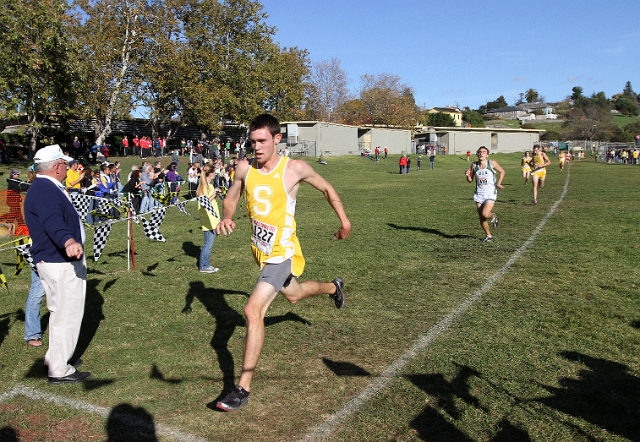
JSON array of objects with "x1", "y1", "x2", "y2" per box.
[
  {"x1": 532, "y1": 152, "x2": 546, "y2": 170},
  {"x1": 245, "y1": 156, "x2": 305, "y2": 276}
]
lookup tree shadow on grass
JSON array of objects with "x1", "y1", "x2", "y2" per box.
[
  {"x1": 388, "y1": 223, "x2": 475, "y2": 239},
  {"x1": 406, "y1": 363, "x2": 518, "y2": 441},
  {"x1": 530, "y1": 351, "x2": 640, "y2": 441}
]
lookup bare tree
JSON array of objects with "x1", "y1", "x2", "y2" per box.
[
  {"x1": 305, "y1": 58, "x2": 350, "y2": 122},
  {"x1": 358, "y1": 73, "x2": 417, "y2": 127}
]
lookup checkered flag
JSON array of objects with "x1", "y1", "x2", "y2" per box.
[
  {"x1": 175, "y1": 199, "x2": 190, "y2": 216},
  {"x1": 93, "y1": 221, "x2": 113, "y2": 262},
  {"x1": 141, "y1": 207, "x2": 166, "y2": 242},
  {"x1": 15, "y1": 240, "x2": 37, "y2": 275},
  {"x1": 197, "y1": 195, "x2": 220, "y2": 220},
  {"x1": 70, "y1": 193, "x2": 92, "y2": 222}
]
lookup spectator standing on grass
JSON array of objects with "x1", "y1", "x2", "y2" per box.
[
  {"x1": 530, "y1": 144, "x2": 551, "y2": 205},
  {"x1": 72, "y1": 136, "x2": 81, "y2": 159},
  {"x1": 429, "y1": 148, "x2": 435, "y2": 170},
  {"x1": 465, "y1": 146, "x2": 505, "y2": 242},
  {"x1": 121, "y1": 169, "x2": 143, "y2": 214},
  {"x1": 417, "y1": 154, "x2": 422, "y2": 171},
  {"x1": 132, "y1": 135, "x2": 140, "y2": 156},
  {"x1": 399, "y1": 155, "x2": 407, "y2": 174},
  {"x1": 121, "y1": 135, "x2": 129, "y2": 157},
  {"x1": 139, "y1": 164, "x2": 154, "y2": 213},
  {"x1": 374, "y1": 146, "x2": 380, "y2": 162},
  {"x1": 187, "y1": 162, "x2": 199, "y2": 199},
  {"x1": 24, "y1": 144, "x2": 90, "y2": 385},
  {"x1": 406, "y1": 155, "x2": 411, "y2": 174},
  {"x1": 196, "y1": 163, "x2": 221, "y2": 273},
  {"x1": 214, "y1": 114, "x2": 350, "y2": 411}
]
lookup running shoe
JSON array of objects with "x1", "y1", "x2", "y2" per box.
[
  {"x1": 531, "y1": 199, "x2": 537, "y2": 205},
  {"x1": 482, "y1": 235, "x2": 493, "y2": 242},
  {"x1": 199, "y1": 266, "x2": 219, "y2": 273},
  {"x1": 330, "y1": 277, "x2": 345, "y2": 309},
  {"x1": 491, "y1": 214, "x2": 499, "y2": 229},
  {"x1": 216, "y1": 385, "x2": 250, "y2": 411}
]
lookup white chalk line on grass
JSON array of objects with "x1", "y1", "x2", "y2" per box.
[
  {"x1": 302, "y1": 170, "x2": 571, "y2": 441},
  {"x1": 0, "y1": 385, "x2": 211, "y2": 442}
]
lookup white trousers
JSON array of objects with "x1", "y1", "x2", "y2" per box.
[{"x1": 37, "y1": 259, "x2": 87, "y2": 378}]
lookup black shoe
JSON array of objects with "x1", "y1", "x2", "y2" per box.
[
  {"x1": 331, "y1": 277, "x2": 345, "y2": 309},
  {"x1": 216, "y1": 385, "x2": 250, "y2": 411},
  {"x1": 48, "y1": 370, "x2": 91, "y2": 385}
]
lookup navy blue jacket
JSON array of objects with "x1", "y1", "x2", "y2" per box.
[{"x1": 24, "y1": 177, "x2": 83, "y2": 263}]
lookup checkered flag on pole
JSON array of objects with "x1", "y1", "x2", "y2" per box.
[
  {"x1": 197, "y1": 195, "x2": 220, "y2": 220},
  {"x1": 70, "y1": 193, "x2": 93, "y2": 222},
  {"x1": 93, "y1": 221, "x2": 113, "y2": 262},
  {"x1": 14, "y1": 239, "x2": 36, "y2": 275},
  {"x1": 141, "y1": 207, "x2": 166, "y2": 242}
]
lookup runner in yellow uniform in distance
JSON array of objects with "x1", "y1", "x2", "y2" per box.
[{"x1": 530, "y1": 144, "x2": 551, "y2": 204}]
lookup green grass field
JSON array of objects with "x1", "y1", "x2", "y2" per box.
[{"x1": 0, "y1": 153, "x2": 639, "y2": 441}]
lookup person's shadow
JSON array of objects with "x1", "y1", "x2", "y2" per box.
[
  {"x1": 182, "y1": 281, "x2": 248, "y2": 394},
  {"x1": 73, "y1": 279, "x2": 105, "y2": 361},
  {"x1": 182, "y1": 281, "x2": 313, "y2": 407},
  {"x1": 106, "y1": 403, "x2": 157, "y2": 441}
]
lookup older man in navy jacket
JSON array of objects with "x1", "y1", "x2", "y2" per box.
[{"x1": 24, "y1": 144, "x2": 91, "y2": 385}]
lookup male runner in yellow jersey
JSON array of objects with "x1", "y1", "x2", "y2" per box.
[
  {"x1": 215, "y1": 113, "x2": 351, "y2": 411},
  {"x1": 530, "y1": 144, "x2": 551, "y2": 204}
]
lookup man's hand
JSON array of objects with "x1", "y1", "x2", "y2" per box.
[
  {"x1": 64, "y1": 239, "x2": 84, "y2": 259},
  {"x1": 216, "y1": 218, "x2": 236, "y2": 236},
  {"x1": 334, "y1": 222, "x2": 351, "y2": 240}
]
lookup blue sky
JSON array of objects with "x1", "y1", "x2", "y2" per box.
[{"x1": 259, "y1": 0, "x2": 640, "y2": 110}]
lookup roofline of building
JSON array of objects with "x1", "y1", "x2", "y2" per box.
[{"x1": 415, "y1": 126, "x2": 546, "y2": 134}]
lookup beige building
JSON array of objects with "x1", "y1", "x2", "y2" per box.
[
  {"x1": 280, "y1": 121, "x2": 412, "y2": 156},
  {"x1": 414, "y1": 126, "x2": 545, "y2": 154}
]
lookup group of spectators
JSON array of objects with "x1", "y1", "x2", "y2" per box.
[{"x1": 603, "y1": 148, "x2": 639, "y2": 164}]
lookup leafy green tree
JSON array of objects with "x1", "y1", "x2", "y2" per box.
[
  {"x1": 0, "y1": 0, "x2": 79, "y2": 153},
  {"x1": 462, "y1": 109, "x2": 485, "y2": 127},
  {"x1": 428, "y1": 112, "x2": 456, "y2": 127},
  {"x1": 264, "y1": 46, "x2": 311, "y2": 121},
  {"x1": 135, "y1": 0, "x2": 194, "y2": 140},
  {"x1": 525, "y1": 88, "x2": 539, "y2": 103},
  {"x1": 571, "y1": 86, "x2": 584, "y2": 102},
  {"x1": 72, "y1": 0, "x2": 147, "y2": 145},
  {"x1": 622, "y1": 81, "x2": 636, "y2": 98},
  {"x1": 178, "y1": 0, "x2": 304, "y2": 127},
  {"x1": 484, "y1": 95, "x2": 508, "y2": 111},
  {"x1": 614, "y1": 95, "x2": 639, "y2": 116}
]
